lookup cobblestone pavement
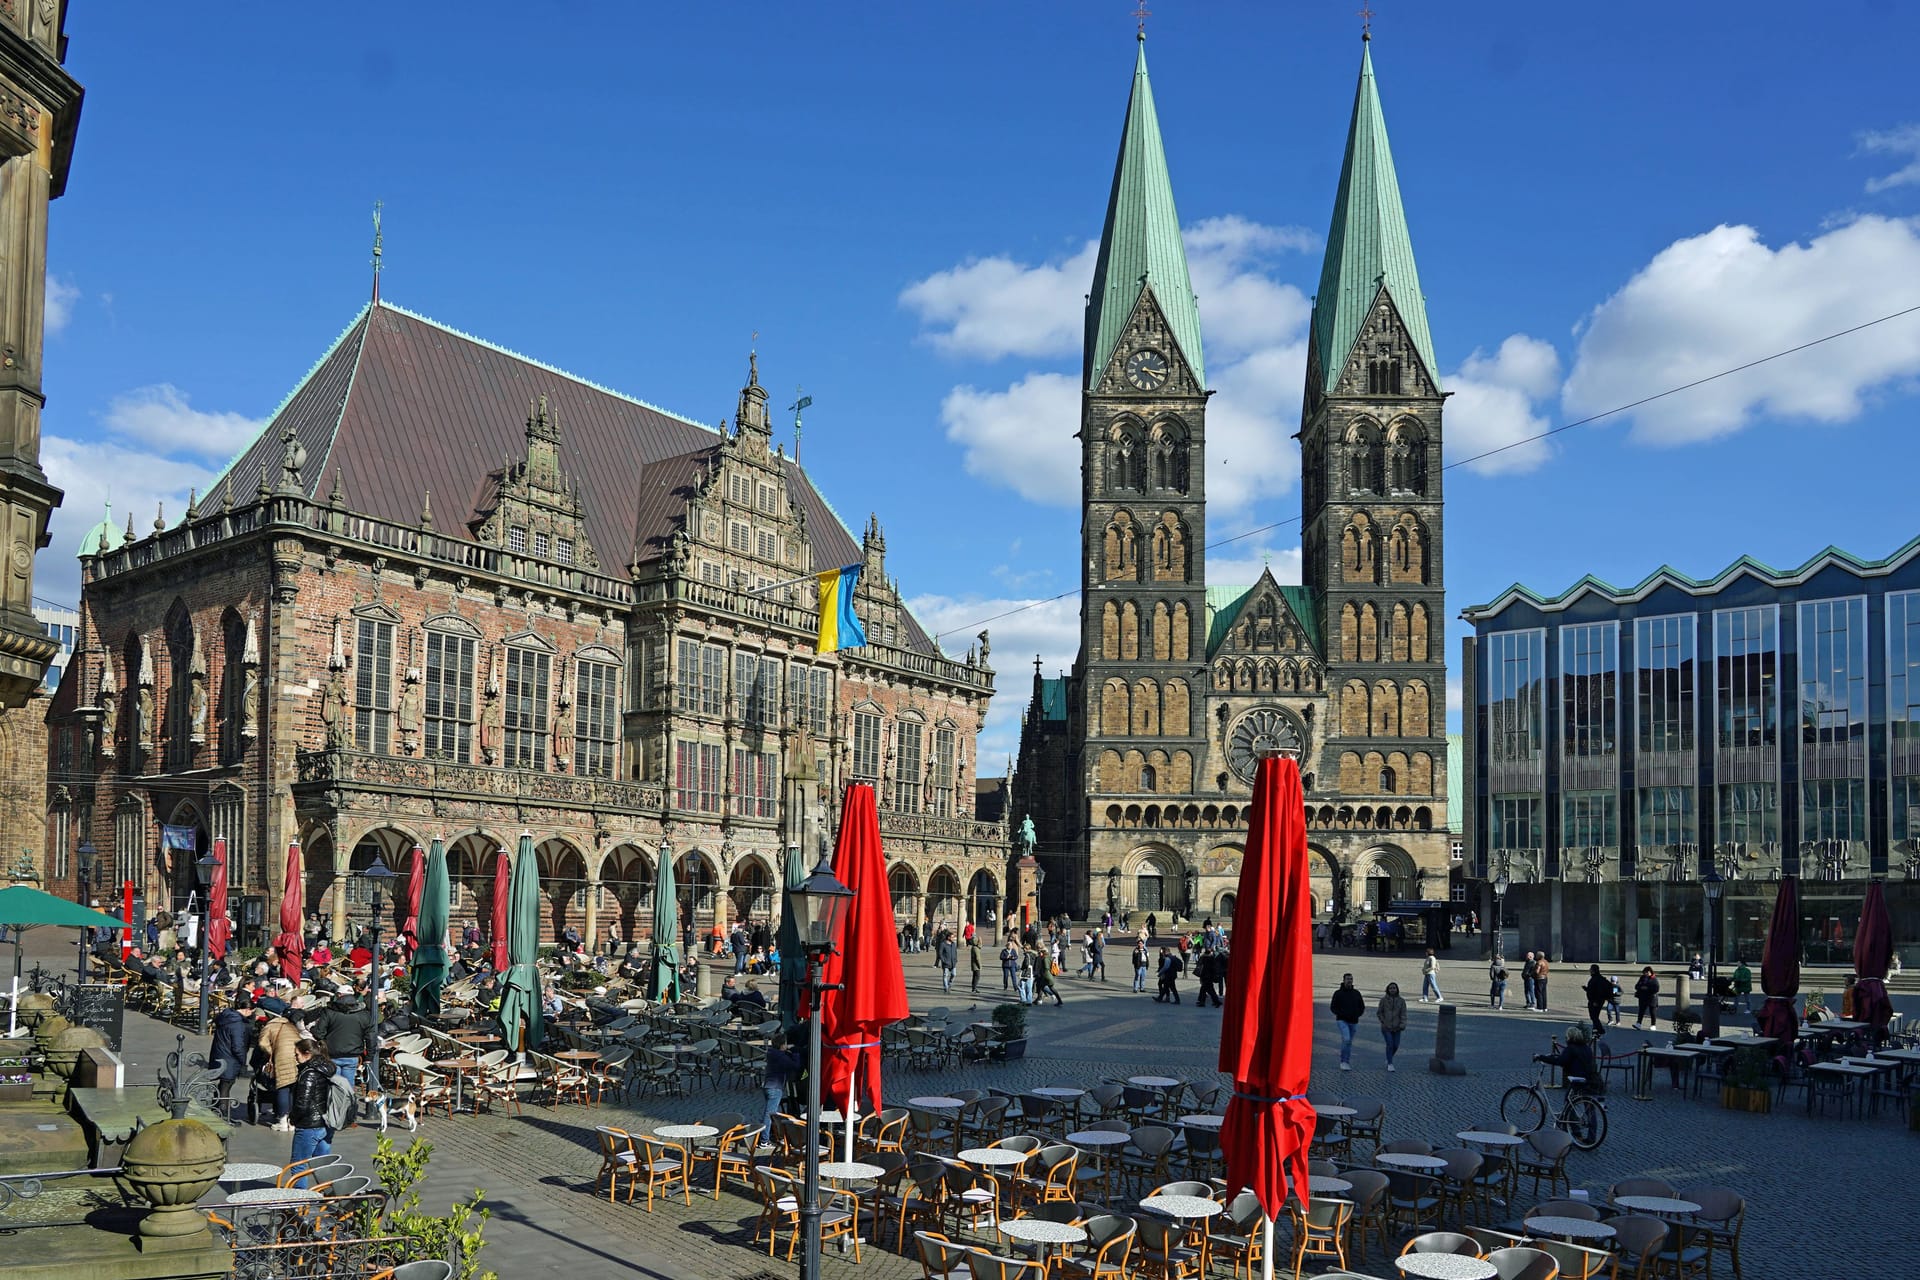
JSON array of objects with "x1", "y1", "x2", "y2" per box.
[{"x1": 42, "y1": 934, "x2": 1920, "y2": 1278}]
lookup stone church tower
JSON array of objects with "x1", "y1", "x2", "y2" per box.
[{"x1": 1014, "y1": 36, "x2": 1452, "y2": 928}]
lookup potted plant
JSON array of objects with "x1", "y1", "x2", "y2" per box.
[
  {"x1": 989, "y1": 1002, "x2": 1028, "y2": 1062},
  {"x1": 0, "y1": 1053, "x2": 32, "y2": 1102},
  {"x1": 1719, "y1": 1045, "x2": 1771, "y2": 1113}
]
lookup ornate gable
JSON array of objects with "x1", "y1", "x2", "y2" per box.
[
  {"x1": 1091, "y1": 283, "x2": 1207, "y2": 399},
  {"x1": 1209, "y1": 572, "x2": 1322, "y2": 661},
  {"x1": 470, "y1": 395, "x2": 603, "y2": 571},
  {"x1": 1330, "y1": 286, "x2": 1439, "y2": 401}
]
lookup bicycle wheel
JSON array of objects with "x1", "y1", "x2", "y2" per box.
[
  {"x1": 1499, "y1": 1084, "x2": 1546, "y2": 1133},
  {"x1": 1565, "y1": 1096, "x2": 1607, "y2": 1150}
]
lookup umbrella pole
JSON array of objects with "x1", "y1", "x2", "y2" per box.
[
  {"x1": 1261, "y1": 1216, "x2": 1273, "y2": 1280},
  {"x1": 843, "y1": 1082, "x2": 856, "y2": 1163},
  {"x1": 6, "y1": 973, "x2": 15, "y2": 1037}
]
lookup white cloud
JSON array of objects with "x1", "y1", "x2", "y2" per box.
[
  {"x1": 906, "y1": 592, "x2": 1081, "y2": 771},
  {"x1": 45, "y1": 275, "x2": 79, "y2": 335},
  {"x1": 1446, "y1": 675, "x2": 1463, "y2": 717},
  {"x1": 906, "y1": 217, "x2": 1315, "y2": 513},
  {"x1": 1204, "y1": 542, "x2": 1303, "y2": 590},
  {"x1": 1444, "y1": 335, "x2": 1562, "y2": 474},
  {"x1": 39, "y1": 434, "x2": 218, "y2": 605},
  {"x1": 103, "y1": 384, "x2": 264, "y2": 461},
  {"x1": 1562, "y1": 217, "x2": 1920, "y2": 445},
  {"x1": 1860, "y1": 123, "x2": 1920, "y2": 193},
  {"x1": 939, "y1": 373, "x2": 1081, "y2": 506}
]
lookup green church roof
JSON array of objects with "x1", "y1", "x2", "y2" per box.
[
  {"x1": 1038, "y1": 676, "x2": 1069, "y2": 723},
  {"x1": 1084, "y1": 37, "x2": 1205, "y2": 390},
  {"x1": 1309, "y1": 40, "x2": 1439, "y2": 394},
  {"x1": 1203, "y1": 581, "x2": 1320, "y2": 657},
  {"x1": 77, "y1": 504, "x2": 121, "y2": 558}
]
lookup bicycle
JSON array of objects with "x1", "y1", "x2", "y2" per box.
[{"x1": 1500, "y1": 1062, "x2": 1609, "y2": 1151}]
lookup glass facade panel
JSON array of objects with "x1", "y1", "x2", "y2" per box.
[
  {"x1": 1560, "y1": 621, "x2": 1619, "y2": 758},
  {"x1": 1562, "y1": 790, "x2": 1618, "y2": 847},
  {"x1": 504, "y1": 647, "x2": 550, "y2": 771},
  {"x1": 852, "y1": 710, "x2": 882, "y2": 781},
  {"x1": 1890, "y1": 591, "x2": 1920, "y2": 842},
  {"x1": 574, "y1": 659, "x2": 617, "y2": 778},
  {"x1": 1718, "y1": 781, "x2": 1778, "y2": 845},
  {"x1": 1638, "y1": 786, "x2": 1695, "y2": 847},
  {"x1": 895, "y1": 720, "x2": 924, "y2": 812},
  {"x1": 1489, "y1": 795, "x2": 1541, "y2": 851},
  {"x1": 1799, "y1": 598, "x2": 1868, "y2": 757},
  {"x1": 1485, "y1": 630, "x2": 1545, "y2": 764},
  {"x1": 354, "y1": 617, "x2": 394, "y2": 753},
  {"x1": 1714, "y1": 606, "x2": 1778, "y2": 750},
  {"x1": 1802, "y1": 778, "x2": 1867, "y2": 844},
  {"x1": 1635, "y1": 615, "x2": 1695, "y2": 754}
]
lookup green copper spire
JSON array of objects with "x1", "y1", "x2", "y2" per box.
[
  {"x1": 1085, "y1": 37, "x2": 1204, "y2": 390},
  {"x1": 1310, "y1": 39, "x2": 1439, "y2": 393}
]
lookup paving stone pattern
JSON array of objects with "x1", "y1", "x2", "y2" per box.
[{"x1": 44, "y1": 934, "x2": 1920, "y2": 1277}]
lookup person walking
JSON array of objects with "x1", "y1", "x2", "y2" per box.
[
  {"x1": 1017, "y1": 946, "x2": 1036, "y2": 1006},
  {"x1": 1196, "y1": 947, "x2": 1225, "y2": 1007},
  {"x1": 1000, "y1": 938, "x2": 1020, "y2": 993},
  {"x1": 1488, "y1": 954, "x2": 1508, "y2": 1009},
  {"x1": 1583, "y1": 964, "x2": 1612, "y2": 1036},
  {"x1": 1633, "y1": 966, "x2": 1660, "y2": 1028},
  {"x1": 210, "y1": 992, "x2": 254, "y2": 1122},
  {"x1": 1331, "y1": 974, "x2": 1366, "y2": 1071},
  {"x1": 1520, "y1": 951, "x2": 1538, "y2": 1011},
  {"x1": 1088, "y1": 929, "x2": 1107, "y2": 982},
  {"x1": 762, "y1": 1028, "x2": 803, "y2": 1137},
  {"x1": 1606, "y1": 973, "x2": 1623, "y2": 1025},
  {"x1": 1731, "y1": 958, "x2": 1753, "y2": 1013},
  {"x1": 1146, "y1": 912, "x2": 1158, "y2": 938},
  {"x1": 1377, "y1": 981, "x2": 1408, "y2": 1071},
  {"x1": 1131, "y1": 938, "x2": 1149, "y2": 993},
  {"x1": 287, "y1": 1038, "x2": 337, "y2": 1169},
  {"x1": 1155, "y1": 948, "x2": 1184, "y2": 1004},
  {"x1": 935, "y1": 930, "x2": 958, "y2": 993},
  {"x1": 259, "y1": 1007, "x2": 302, "y2": 1131},
  {"x1": 309, "y1": 985, "x2": 371, "y2": 1124},
  {"x1": 1031, "y1": 946, "x2": 1063, "y2": 1007},
  {"x1": 1533, "y1": 954, "x2": 1551, "y2": 1011},
  {"x1": 1419, "y1": 948, "x2": 1443, "y2": 1002},
  {"x1": 967, "y1": 934, "x2": 982, "y2": 994}
]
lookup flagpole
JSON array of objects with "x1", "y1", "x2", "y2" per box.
[{"x1": 744, "y1": 569, "x2": 827, "y2": 598}]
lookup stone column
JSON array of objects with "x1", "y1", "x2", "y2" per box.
[
  {"x1": 330, "y1": 837, "x2": 350, "y2": 945},
  {"x1": 583, "y1": 872, "x2": 599, "y2": 951}
]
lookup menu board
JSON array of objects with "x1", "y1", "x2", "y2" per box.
[{"x1": 66, "y1": 982, "x2": 125, "y2": 1052}]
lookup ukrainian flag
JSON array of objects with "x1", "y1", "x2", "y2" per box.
[{"x1": 816, "y1": 564, "x2": 869, "y2": 653}]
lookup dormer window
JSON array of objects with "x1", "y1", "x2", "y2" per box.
[
  {"x1": 556, "y1": 538, "x2": 575, "y2": 565},
  {"x1": 507, "y1": 526, "x2": 527, "y2": 554},
  {"x1": 532, "y1": 531, "x2": 550, "y2": 559}
]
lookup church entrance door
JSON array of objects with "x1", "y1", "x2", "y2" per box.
[{"x1": 1137, "y1": 875, "x2": 1163, "y2": 912}]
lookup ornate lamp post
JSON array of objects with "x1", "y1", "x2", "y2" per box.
[
  {"x1": 1492, "y1": 871, "x2": 1511, "y2": 959},
  {"x1": 1032, "y1": 861, "x2": 1046, "y2": 926},
  {"x1": 192, "y1": 850, "x2": 217, "y2": 1035},
  {"x1": 791, "y1": 841, "x2": 853, "y2": 1280},
  {"x1": 358, "y1": 854, "x2": 397, "y2": 1091},
  {"x1": 1701, "y1": 865, "x2": 1724, "y2": 1037},
  {"x1": 75, "y1": 839, "x2": 97, "y2": 983}
]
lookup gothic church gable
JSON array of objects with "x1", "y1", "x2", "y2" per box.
[
  {"x1": 1329, "y1": 286, "x2": 1438, "y2": 402},
  {"x1": 1090, "y1": 283, "x2": 1207, "y2": 399}
]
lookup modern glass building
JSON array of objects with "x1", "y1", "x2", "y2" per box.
[{"x1": 1461, "y1": 537, "x2": 1920, "y2": 966}]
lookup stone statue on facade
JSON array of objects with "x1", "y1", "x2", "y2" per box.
[
  {"x1": 98, "y1": 667, "x2": 118, "y2": 755},
  {"x1": 136, "y1": 686, "x2": 155, "y2": 751},
  {"x1": 188, "y1": 672, "x2": 208, "y2": 744},
  {"x1": 321, "y1": 669, "x2": 349, "y2": 749},
  {"x1": 397, "y1": 669, "x2": 423, "y2": 756},
  {"x1": 240, "y1": 667, "x2": 261, "y2": 740},
  {"x1": 479, "y1": 693, "x2": 502, "y2": 766},
  {"x1": 551, "y1": 694, "x2": 574, "y2": 772}
]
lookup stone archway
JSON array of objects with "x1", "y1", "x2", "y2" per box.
[
  {"x1": 327, "y1": 825, "x2": 418, "y2": 944},
  {"x1": 888, "y1": 863, "x2": 922, "y2": 924},
  {"x1": 927, "y1": 866, "x2": 962, "y2": 931},
  {"x1": 444, "y1": 831, "x2": 507, "y2": 943},
  {"x1": 538, "y1": 838, "x2": 589, "y2": 944},
  {"x1": 966, "y1": 869, "x2": 999, "y2": 928},
  {"x1": 729, "y1": 854, "x2": 775, "y2": 928},
  {"x1": 1353, "y1": 844, "x2": 1418, "y2": 912},
  {"x1": 676, "y1": 850, "x2": 721, "y2": 948},
  {"x1": 1124, "y1": 845, "x2": 1183, "y2": 917},
  {"x1": 599, "y1": 844, "x2": 655, "y2": 947}
]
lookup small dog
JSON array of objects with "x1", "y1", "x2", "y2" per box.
[{"x1": 366, "y1": 1091, "x2": 418, "y2": 1133}]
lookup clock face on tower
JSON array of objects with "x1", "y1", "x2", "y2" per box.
[
  {"x1": 1125, "y1": 348, "x2": 1169, "y2": 391},
  {"x1": 1227, "y1": 707, "x2": 1305, "y2": 783}
]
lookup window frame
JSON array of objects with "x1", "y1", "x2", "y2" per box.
[
  {"x1": 353, "y1": 616, "x2": 395, "y2": 753},
  {"x1": 503, "y1": 644, "x2": 551, "y2": 771},
  {"x1": 423, "y1": 626, "x2": 476, "y2": 762},
  {"x1": 574, "y1": 657, "x2": 619, "y2": 778}
]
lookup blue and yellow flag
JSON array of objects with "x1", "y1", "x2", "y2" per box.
[{"x1": 816, "y1": 563, "x2": 869, "y2": 653}]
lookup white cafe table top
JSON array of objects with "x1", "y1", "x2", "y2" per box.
[
  {"x1": 818, "y1": 1161, "x2": 884, "y2": 1181},
  {"x1": 1179, "y1": 1113, "x2": 1225, "y2": 1129},
  {"x1": 1000, "y1": 1218, "x2": 1088, "y2": 1245},
  {"x1": 1129, "y1": 1075, "x2": 1181, "y2": 1088},
  {"x1": 1612, "y1": 1195, "x2": 1701, "y2": 1216},
  {"x1": 959, "y1": 1147, "x2": 1031, "y2": 1166},
  {"x1": 1140, "y1": 1194, "x2": 1223, "y2": 1219},
  {"x1": 1396, "y1": 1254, "x2": 1497, "y2": 1279},
  {"x1": 653, "y1": 1124, "x2": 719, "y2": 1141},
  {"x1": 1066, "y1": 1131, "x2": 1130, "y2": 1147}
]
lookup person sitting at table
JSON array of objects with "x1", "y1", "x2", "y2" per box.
[
  {"x1": 724, "y1": 977, "x2": 769, "y2": 1012},
  {"x1": 309, "y1": 939, "x2": 333, "y2": 971}
]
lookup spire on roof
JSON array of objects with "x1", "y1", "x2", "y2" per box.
[
  {"x1": 371, "y1": 200, "x2": 384, "y2": 305},
  {"x1": 1084, "y1": 37, "x2": 1204, "y2": 390},
  {"x1": 1309, "y1": 38, "x2": 1440, "y2": 393}
]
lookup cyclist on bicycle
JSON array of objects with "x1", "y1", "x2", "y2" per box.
[{"x1": 1533, "y1": 1024, "x2": 1603, "y2": 1095}]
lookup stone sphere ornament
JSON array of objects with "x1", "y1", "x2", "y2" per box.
[{"x1": 116, "y1": 1116, "x2": 225, "y2": 1244}]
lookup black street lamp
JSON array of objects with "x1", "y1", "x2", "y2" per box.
[
  {"x1": 1492, "y1": 871, "x2": 1511, "y2": 960},
  {"x1": 359, "y1": 854, "x2": 398, "y2": 1091},
  {"x1": 75, "y1": 840, "x2": 97, "y2": 983},
  {"x1": 791, "y1": 840, "x2": 853, "y2": 1280},
  {"x1": 1701, "y1": 866, "x2": 1725, "y2": 1037},
  {"x1": 193, "y1": 850, "x2": 218, "y2": 1035}
]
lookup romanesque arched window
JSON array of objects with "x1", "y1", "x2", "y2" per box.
[
  {"x1": 1388, "y1": 418, "x2": 1427, "y2": 493},
  {"x1": 1346, "y1": 418, "x2": 1384, "y2": 494}
]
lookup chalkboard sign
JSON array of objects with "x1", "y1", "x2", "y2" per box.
[{"x1": 66, "y1": 983, "x2": 125, "y2": 1052}]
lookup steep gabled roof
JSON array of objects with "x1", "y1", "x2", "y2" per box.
[
  {"x1": 1204, "y1": 576, "x2": 1319, "y2": 658},
  {"x1": 1460, "y1": 534, "x2": 1920, "y2": 621},
  {"x1": 1084, "y1": 37, "x2": 1204, "y2": 389},
  {"x1": 207, "y1": 300, "x2": 933, "y2": 651},
  {"x1": 1309, "y1": 40, "x2": 1439, "y2": 393}
]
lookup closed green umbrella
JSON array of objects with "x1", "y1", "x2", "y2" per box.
[
  {"x1": 497, "y1": 833, "x2": 544, "y2": 1052},
  {"x1": 652, "y1": 847, "x2": 679, "y2": 1002},
  {"x1": 776, "y1": 841, "x2": 808, "y2": 1032},
  {"x1": 411, "y1": 838, "x2": 451, "y2": 1017}
]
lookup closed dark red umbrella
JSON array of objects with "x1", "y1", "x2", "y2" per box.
[
  {"x1": 1219, "y1": 754, "x2": 1317, "y2": 1244},
  {"x1": 400, "y1": 844, "x2": 425, "y2": 955},
  {"x1": 1851, "y1": 879, "x2": 1894, "y2": 1040},
  {"x1": 1756, "y1": 874, "x2": 1800, "y2": 1048},
  {"x1": 819, "y1": 783, "x2": 908, "y2": 1141},
  {"x1": 275, "y1": 840, "x2": 305, "y2": 984},
  {"x1": 206, "y1": 837, "x2": 232, "y2": 962},
  {"x1": 490, "y1": 850, "x2": 511, "y2": 974}
]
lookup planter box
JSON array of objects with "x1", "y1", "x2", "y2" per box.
[
  {"x1": 1720, "y1": 1084, "x2": 1771, "y2": 1114},
  {"x1": 0, "y1": 1080, "x2": 33, "y2": 1102},
  {"x1": 992, "y1": 1038, "x2": 1028, "y2": 1063}
]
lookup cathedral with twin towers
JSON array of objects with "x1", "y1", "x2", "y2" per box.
[{"x1": 1013, "y1": 33, "x2": 1452, "y2": 928}]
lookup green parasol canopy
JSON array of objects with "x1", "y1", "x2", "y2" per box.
[
  {"x1": 776, "y1": 842, "x2": 808, "y2": 1032},
  {"x1": 410, "y1": 837, "x2": 451, "y2": 1017},
  {"x1": 651, "y1": 846, "x2": 679, "y2": 1002},
  {"x1": 497, "y1": 833, "x2": 544, "y2": 1051},
  {"x1": 0, "y1": 885, "x2": 129, "y2": 980}
]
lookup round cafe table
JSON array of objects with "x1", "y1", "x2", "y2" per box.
[
  {"x1": 1030, "y1": 1086, "x2": 1086, "y2": 1099},
  {"x1": 1310, "y1": 1175, "x2": 1352, "y2": 1195},
  {"x1": 1066, "y1": 1130, "x2": 1129, "y2": 1148},
  {"x1": 1316, "y1": 1104, "x2": 1357, "y2": 1119},
  {"x1": 653, "y1": 1123, "x2": 719, "y2": 1143},
  {"x1": 1001, "y1": 1217, "x2": 1087, "y2": 1266},
  {"x1": 819, "y1": 1160, "x2": 884, "y2": 1183},
  {"x1": 1395, "y1": 1255, "x2": 1497, "y2": 1280},
  {"x1": 219, "y1": 1162, "x2": 281, "y2": 1187},
  {"x1": 1456, "y1": 1131, "x2": 1524, "y2": 1149},
  {"x1": 1376, "y1": 1153, "x2": 1447, "y2": 1172},
  {"x1": 909, "y1": 1095, "x2": 964, "y2": 1109},
  {"x1": 224, "y1": 1187, "x2": 322, "y2": 1206},
  {"x1": 1612, "y1": 1195, "x2": 1701, "y2": 1217},
  {"x1": 1178, "y1": 1113, "x2": 1224, "y2": 1129},
  {"x1": 1524, "y1": 1216, "x2": 1616, "y2": 1244},
  {"x1": 1129, "y1": 1075, "x2": 1181, "y2": 1089},
  {"x1": 1140, "y1": 1193, "x2": 1223, "y2": 1221}
]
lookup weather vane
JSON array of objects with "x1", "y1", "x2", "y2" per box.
[
  {"x1": 1358, "y1": 2, "x2": 1374, "y2": 38},
  {"x1": 371, "y1": 199, "x2": 384, "y2": 303},
  {"x1": 789, "y1": 387, "x2": 813, "y2": 462},
  {"x1": 1132, "y1": 0, "x2": 1150, "y2": 36}
]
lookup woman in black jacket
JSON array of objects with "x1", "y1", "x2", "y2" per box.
[
  {"x1": 210, "y1": 993, "x2": 254, "y2": 1120},
  {"x1": 1633, "y1": 967, "x2": 1660, "y2": 1029},
  {"x1": 287, "y1": 1039, "x2": 337, "y2": 1169}
]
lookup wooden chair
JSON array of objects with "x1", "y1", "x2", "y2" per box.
[
  {"x1": 1607, "y1": 1214, "x2": 1671, "y2": 1280},
  {"x1": 629, "y1": 1134, "x2": 690, "y2": 1210},
  {"x1": 1339, "y1": 1167, "x2": 1392, "y2": 1264},
  {"x1": 1681, "y1": 1184, "x2": 1745, "y2": 1280},
  {"x1": 914, "y1": 1229, "x2": 978, "y2": 1280},
  {"x1": 1206, "y1": 1192, "x2": 1265, "y2": 1280},
  {"x1": 1287, "y1": 1196, "x2": 1353, "y2": 1279},
  {"x1": 1056, "y1": 1213, "x2": 1134, "y2": 1280},
  {"x1": 1484, "y1": 1246, "x2": 1559, "y2": 1280},
  {"x1": 1134, "y1": 1214, "x2": 1204, "y2": 1280},
  {"x1": 969, "y1": 1251, "x2": 1045, "y2": 1280},
  {"x1": 594, "y1": 1125, "x2": 638, "y2": 1202},
  {"x1": 1514, "y1": 1129, "x2": 1574, "y2": 1199},
  {"x1": 1401, "y1": 1230, "x2": 1480, "y2": 1257},
  {"x1": 1537, "y1": 1237, "x2": 1610, "y2": 1280}
]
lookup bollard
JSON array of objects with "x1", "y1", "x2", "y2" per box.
[
  {"x1": 1428, "y1": 1002, "x2": 1467, "y2": 1075},
  {"x1": 1674, "y1": 974, "x2": 1691, "y2": 1028},
  {"x1": 697, "y1": 958, "x2": 715, "y2": 1000}
]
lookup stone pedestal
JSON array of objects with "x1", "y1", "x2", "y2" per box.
[
  {"x1": 1013, "y1": 857, "x2": 1039, "y2": 934},
  {"x1": 0, "y1": 1215, "x2": 230, "y2": 1280},
  {"x1": 1427, "y1": 1003, "x2": 1466, "y2": 1076},
  {"x1": 696, "y1": 959, "x2": 714, "y2": 1000}
]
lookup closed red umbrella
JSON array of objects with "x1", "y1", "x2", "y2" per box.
[
  {"x1": 819, "y1": 783, "x2": 908, "y2": 1139},
  {"x1": 1219, "y1": 754, "x2": 1317, "y2": 1246},
  {"x1": 206, "y1": 837, "x2": 232, "y2": 961},
  {"x1": 400, "y1": 844, "x2": 425, "y2": 956},
  {"x1": 1756, "y1": 875, "x2": 1800, "y2": 1049},
  {"x1": 490, "y1": 850, "x2": 511, "y2": 973},
  {"x1": 275, "y1": 840, "x2": 305, "y2": 984},
  {"x1": 1851, "y1": 879, "x2": 1894, "y2": 1040}
]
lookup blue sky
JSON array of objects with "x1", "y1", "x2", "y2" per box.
[{"x1": 40, "y1": 3, "x2": 1920, "y2": 766}]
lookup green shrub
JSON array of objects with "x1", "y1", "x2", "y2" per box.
[{"x1": 362, "y1": 1134, "x2": 498, "y2": 1280}]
